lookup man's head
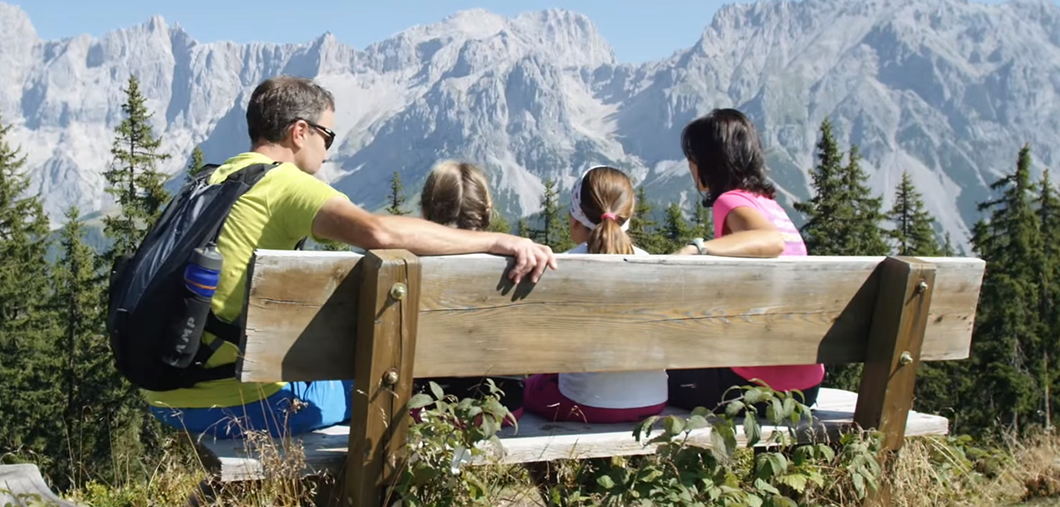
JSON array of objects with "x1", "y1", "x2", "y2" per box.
[{"x1": 246, "y1": 76, "x2": 336, "y2": 174}]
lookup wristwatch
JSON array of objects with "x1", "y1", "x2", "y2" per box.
[{"x1": 689, "y1": 237, "x2": 707, "y2": 255}]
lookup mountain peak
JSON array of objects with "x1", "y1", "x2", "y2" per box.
[{"x1": 0, "y1": 2, "x2": 36, "y2": 43}]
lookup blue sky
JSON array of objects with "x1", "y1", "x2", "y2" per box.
[{"x1": 12, "y1": 0, "x2": 1036, "y2": 64}]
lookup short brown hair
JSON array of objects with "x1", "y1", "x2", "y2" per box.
[
  {"x1": 246, "y1": 76, "x2": 335, "y2": 145},
  {"x1": 420, "y1": 160, "x2": 493, "y2": 231}
]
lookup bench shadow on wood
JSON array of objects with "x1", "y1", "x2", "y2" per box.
[
  {"x1": 277, "y1": 259, "x2": 363, "y2": 382},
  {"x1": 815, "y1": 262, "x2": 880, "y2": 366}
]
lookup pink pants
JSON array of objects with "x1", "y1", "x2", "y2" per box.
[{"x1": 523, "y1": 374, "x2": 667, "y2": 424}]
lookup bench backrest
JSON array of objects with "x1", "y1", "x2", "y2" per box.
[
  {"x1": 237, "y1": 250, "x2": 984, "y2": 382},
  {"x1": 234, "y1": 249, "x2": 985, "y2": 507}
]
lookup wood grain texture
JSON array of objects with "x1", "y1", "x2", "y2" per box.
[
  {"x1": 0, "y1": 464, "x2": 84, "y2": 506},
  {"x1": 199, "y1": 388, "x2": 949, "y2": 480},
  {"x1": 238, "y1": 251, "x2": 985, "y2": 383},
  {"x1": 344, "y1": 250, "x2": 420, "y2": 507},
  {"x1": 238, "y1": 250, "x2": 364, "y2": 382}
]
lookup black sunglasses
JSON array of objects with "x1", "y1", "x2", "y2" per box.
[{"x1": 294, "y1": 118, "x2": 336, "y2": 150}]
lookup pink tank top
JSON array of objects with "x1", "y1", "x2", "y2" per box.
[{"x1": 712, "y1": 190, "x2": 825, "y2": 391}]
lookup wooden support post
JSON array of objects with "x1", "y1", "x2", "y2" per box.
[
  {"x1": 345, "y1": 250, "x2": 421, "y2": 507},
  {"x1": 853, "y1": 256, "x2": 936, "y2": 505}
]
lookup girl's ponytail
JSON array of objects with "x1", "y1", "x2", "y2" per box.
[
  {"x1": 572, "y1": 166, "x2": 636, "y2": 255},
  {"x1": 587, "y1": 212, "x2": 634, "y2": 255}
]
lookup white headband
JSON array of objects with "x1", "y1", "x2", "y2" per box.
[{"x1": 569, "y1": 165, "x2": 630, "y2": 232}]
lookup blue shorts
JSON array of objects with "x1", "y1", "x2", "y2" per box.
[{"x1": 149, "y1": 380, "x2": 353, "y2": 440}]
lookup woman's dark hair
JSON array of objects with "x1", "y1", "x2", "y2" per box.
[{"x1": 680, "y1": 108, "x2": 775, "y2": 206}]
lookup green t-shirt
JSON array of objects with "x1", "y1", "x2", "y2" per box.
[{"x1": 144, "y1": 152, "x2": 346, "y2": 409}]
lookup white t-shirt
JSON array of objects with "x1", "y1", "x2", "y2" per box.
[{"x1": 557, "y1": 242, "x2": 669, "y2": 409}]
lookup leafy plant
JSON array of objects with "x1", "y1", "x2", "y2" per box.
[{"x1": 390, "y1": 379, "x2": 518, "y2": 507}]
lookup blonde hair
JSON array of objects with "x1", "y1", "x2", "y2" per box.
[
  {"x1": 576, "y1": 166, "x2": 636, "y2": 255},
  {"x1": 420, "y1": 160, "x2": 493, "y2": 231}
]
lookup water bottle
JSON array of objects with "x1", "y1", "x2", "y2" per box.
[{"x1": 161, "y1": 243, "x2": 223, "y2": 368}]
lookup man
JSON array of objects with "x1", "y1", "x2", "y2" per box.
[{"x1": 147, "y1": 76, "x2": 556, "y2": 439}]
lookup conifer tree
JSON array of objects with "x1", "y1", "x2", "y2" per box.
[
  {"x1": 842, "y1": 145, "x2": 889, "y2": 256},
  {"x1": 385, "y1": 171, "x2": 410, "y2": 216},
  {"x1": 102, "y1": 74, "x2": 171, "y2": 265},
  {"x1": 942, "y1": 232, "x2": 956, "y2": 256},
  {"x1": 487, "y1": 210, "x2": 512, "y2": 234},
  {"x1": 691, "y1": 198, "x2": 715, "y2": 241},
  {"x1": 887, "y1": 171, "x2": 941, "y2": 256},
  {"x1": 517, "y1": 218, "x2": 531, "y2": 238},
  {"x1": 661, "y1": 202, "x2": 694, "y2": 252},
  {"x1": 628, "y1": 186, "x2": 666, "y2": 253},
  {"x1": 1035, "y1": 168, "x2": 1060, "y2": 427},
  {"x1": 49, "y1": 206, "x2": 131, "y2": 489},
  {"x1": 794, "y1": 119, "x2": 850, "y2": 255},
  {"x1": 533, "y1": 179, "x2": 574, "y2": 252},
  {"x1": 967, "y1": 143, "x2": 1044, "y2": 433},
  {"x1": 184, "y1": 145, "x2": 206, "y2": 183},
  {"x1": 0, "y1": 113, "x2": 64, "y2": 475}
]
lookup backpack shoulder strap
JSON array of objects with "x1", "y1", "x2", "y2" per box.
[{"x1": 201, "y1": 161, "x2": 283, "y2": 346}]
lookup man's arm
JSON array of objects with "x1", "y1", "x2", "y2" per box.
[{"x1": 311, "y1": 195, "x2": 558, "y2": 283}]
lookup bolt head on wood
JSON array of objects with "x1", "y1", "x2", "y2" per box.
[
  {"x1": 899, "y1": 351, "x2": 913, "y2": 366},
  {"x1": 383, "y1": 368, "x2": 399, "y2": 385},
  {"x1": 916, "y1": 280, "x2": 928, "y2": 294},
  {"x1": 390, "y1": 283, "x2": 407, "y2": 301}
]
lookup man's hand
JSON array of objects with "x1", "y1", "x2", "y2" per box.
[{"x1": 490, "y1": 235, "x2": 558, "y2": 284}]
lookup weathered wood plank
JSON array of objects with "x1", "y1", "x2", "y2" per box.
[
  {"x1": 199, "y1": 389, "x2": 948, "y2": 480},
  {"x1": 238, "y1": 251, "x2": 985, "y2": 383},
  {"x1": 0, "y1": 464, "x2": 84, "y2": 506},
  {"x1": 854, "y1": 257, "x2": 936, "y2": 449},
  {"x1": 345, "y1": 250, "x2": 421, "y2": 507}
]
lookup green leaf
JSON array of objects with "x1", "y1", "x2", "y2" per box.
[
  {"x1": 744, "y1": 387, "x2": 766, "y2": 405},
  {"x1": 754, "y1": 478, "x2": 780, "y2": 495},
  {"x1": 744, "y1": 411, "x2": 761, "y2": 448},
  {"x1": 663, "y1": 415, "x2": 686, "y2": 436},
  {"x1": 783, "y1": 397, "x2": 796, "y2": 420},
  {"x1": 597, "y1": 475, "x2": 616, "y2": 490},
  {"x1": 725, "y1": 400, "x2": 747, "y2": 418},
  {"x1": 429, "y1": 381, "x2": 445, "y2": 400},
  {"x1": 772, "y1": 494, "x2": 798, "y2": 507},
  {"x1": 686, "y1": 414, "x2": 709, "y2": 431},
  {"x1": 852, "y1": 471, "x2": 866, "y2": 498},
  {"x1": 768, "y1": 397, "x2": 784, "y2": 424},
  {"x1": 635, "y1": 415, "x2": 660, "y2": 441},
  {"x1": 408, "y1": 393, "x2": 433, "y2": 410},
  {"x1": 776, "y1": 473, "x2": 809, "y2": 493},
  {"x1": 817, "y1": 444, "x2": 836, "y2": 462}
]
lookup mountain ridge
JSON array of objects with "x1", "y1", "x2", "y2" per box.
[{"x1": 3, "y1": 0, "x2": 1059, "y2": 250}]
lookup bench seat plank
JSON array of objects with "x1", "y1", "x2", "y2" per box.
[{"x1": 198, "y1": 389, "x2": 948, "y2": 481}]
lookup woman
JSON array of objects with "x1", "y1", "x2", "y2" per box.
[{"x1": 668, "y1": 108, "x2": 825, "y2": 413}]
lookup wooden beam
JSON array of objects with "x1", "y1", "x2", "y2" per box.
[
  {"x1": 343, "y1": 250, "x2": 421, "y2": 507},
  {"x1": 852, "y1": 256, "x2": 936, "y2": 506},
  {"x1": 238, "y1": 251, "x2": 984, "y2": 383}
]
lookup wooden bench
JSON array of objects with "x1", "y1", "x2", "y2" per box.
[{"x1": 194, "y1": 250, "x2": 985, "y2": 506}]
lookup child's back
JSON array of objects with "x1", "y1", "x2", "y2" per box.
[{"x1": 523, "y1": 166, "x2": 668, "y2": 424}]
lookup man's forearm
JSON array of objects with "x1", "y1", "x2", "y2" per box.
[{"x1": 371, "y1": 215, "x2": 502, "y2": 255}]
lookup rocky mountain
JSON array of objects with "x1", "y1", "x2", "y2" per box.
[{"x1": 3, "y1": 0, "x2": 1060, "y2": 249}]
